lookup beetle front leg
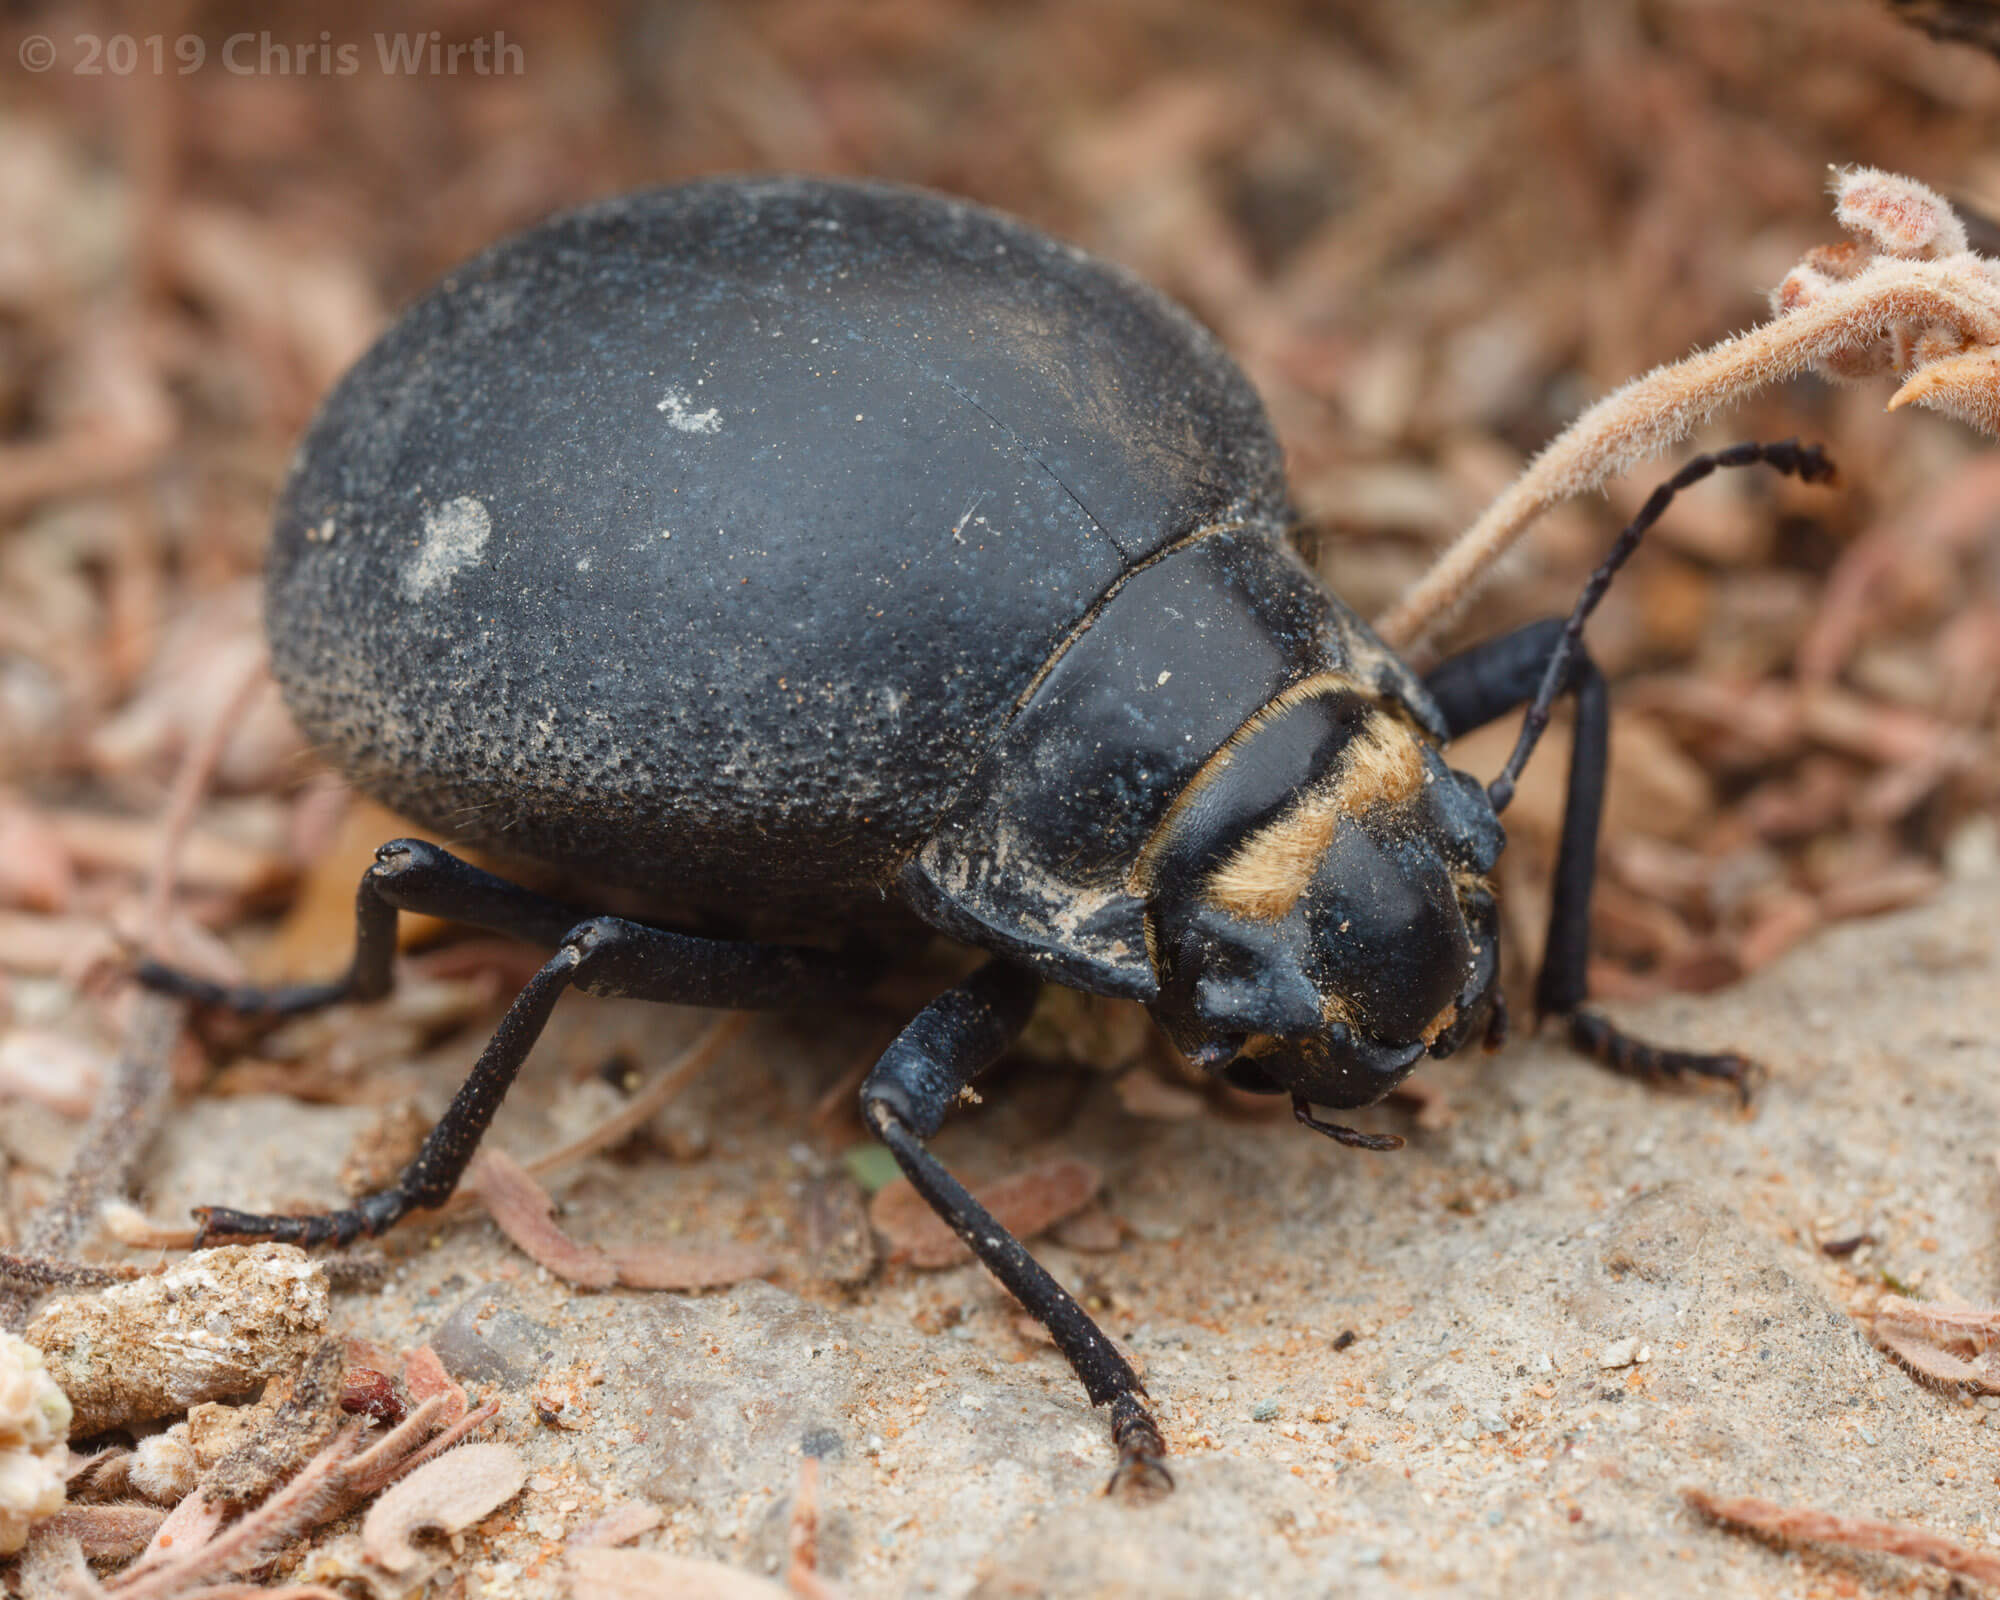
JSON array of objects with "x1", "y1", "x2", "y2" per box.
[
  {"x1": 860, "y1": 960, "x2": 1172, "y2": 1499},
  {"x1": 193, "y1": 900, "x2": 874, "y2": 1246},
  {"x1": 1426, "y1": 619, "x2": 1753, "y2": 1101}
]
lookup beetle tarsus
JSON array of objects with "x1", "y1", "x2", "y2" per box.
[
  {"x1": 1106, "y1": 1392, "x2": 1174, "y2": 1500},
  {"x1": 134, "y1": 960, "x2": 351, "y2": 1018},
  {"x1": 1565, "y1": 1010, "x2": 1758, "y2": 1106},
  {"x1": 1292, "y1": 1095, "x2": 1405, "y2": 1151},
  {"x1": 192, "y1": 1203, "x2": 375, "y2": 1249}
]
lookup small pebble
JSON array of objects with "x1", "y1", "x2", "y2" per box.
[
  {"x1": 1251, "y1": 1400, "x2": 1281, "y2": 1422},
  {"x1": 1598, "y1": 1338, "x2": 1650, "y2": 1369}
]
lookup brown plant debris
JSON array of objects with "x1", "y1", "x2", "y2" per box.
[
  {"x1": 467, "y1": 1147, "x2": 774, "y2": 1291},
  {"x1": 870, "y1": 1157, "x2": 1102, "y2": 1269},
  {"x1": 802, "y1": 1173, "x2": 879, "y2": 1288},
  {"x1": 54, "y1": 1343, "x2": 502, "y2": 1599},
  {"x1": 0, "y1": 1253, "x2": 145, "y2": 1294},
  {"x1": 566, "y1": 1501, "x2": 665, "y2": 1550},
  {"x1": 358, "y1": 1441, "x2": 526, "y2": 1574},
  {"x1": 29, "y1": 1503, "x2": 166, "y2": 1564},
  {"x1": 0, "y1": 992, "x2": 179, "y2": 1335},
  {"x1": 1865, "y1": 1292, "x2": 2000, "y2": 1393},
  {"x1": 195, "y1": 1338, "x2": 349, "y2": 1512},
  {"x1": 785, "y1": 1456, "x2": 848, "y2": 1600},
  {"x1": 1685, "y1": 1486, "x2": 2000, "y2": 1585}
]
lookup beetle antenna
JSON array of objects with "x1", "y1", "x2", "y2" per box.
[{"x1": 1485, "y1": 439, "x2": 1834, "y2": 815}]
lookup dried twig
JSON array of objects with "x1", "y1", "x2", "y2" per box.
[
  {"x1": 0, "y1": 1254, "x2": 146, "y2": 1293},
  {"x1": 0, "y1": 992, "x2": 179, "y2": 1333},
  {"x1": 786, "y1": 1456, "x2": 849, "y2": 1600}
]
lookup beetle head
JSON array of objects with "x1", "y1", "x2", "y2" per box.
[{"x1": 1137, "y1": 677, "x2": 1503, "y2": 1109}]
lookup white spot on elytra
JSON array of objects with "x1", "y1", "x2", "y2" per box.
[
  {"x1": 657, "y1": 390, "x2": 722, "y2": 433},
  {"x1": 400, "y1": 497, "x2": 490, "y2": 600}
]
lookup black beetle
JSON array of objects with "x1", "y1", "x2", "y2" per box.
[{"x1": 142, "y1": 175, "x2": 1828, "y2": 1492}]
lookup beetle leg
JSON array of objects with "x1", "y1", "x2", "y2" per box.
[
  {"x1": 1292, "y1": 1095, "x2": 1404, "y2": 1151},
  {"x1": 139, "y1": 836, "x2": 871, "y2": 1015},
  {"x1": 135, "y1": 838, "x2": 593, "y2": 1016},
  {"x1": 859, "y1": 960, "x2": 1173, "y2": 1499},
  {"x1": 188, "y1": 877, "x2": 872, "y2": 1247},
  {"x1": 1426, "y1": 620, "x2": 1756, "y2": 1103}
]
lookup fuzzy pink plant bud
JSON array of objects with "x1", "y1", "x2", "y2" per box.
[
  {"x1": 1834, "y1": 167, "x2": 1969, "y2": 261},
  {"x1": 1772, "y1": 263, "x2": 1827, "y2": 316},
  {"x1": 1803, "y1": 240, "x2": 1869, "y2": 281}
]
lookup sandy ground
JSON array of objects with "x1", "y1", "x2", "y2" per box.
[{"x1": 114, "y1": 859, "x2": 2000, "y2": 1598}]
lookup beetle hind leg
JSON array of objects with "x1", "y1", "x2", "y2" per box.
[
  {"x1": 861, "y1": 959, "x2": 1173, "y2": 1498},
  {"x1": 174, "y1": 839, "x2": 873, "y2": 1245},
  {"x1": 134, "y1": 837, "x2": 592, "y2": 1018}
]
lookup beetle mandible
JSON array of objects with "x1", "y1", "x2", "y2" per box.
[{"x1": 141, "y1": 175, "x2": 1828, "y2": 1493}]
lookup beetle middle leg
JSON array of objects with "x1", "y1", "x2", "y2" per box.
[
  {"x1": 150, "y1": 838, "x2": 873, "y2": 1245},
  {"x1": 860, "y1": 959, "x2": 1173, "y2": 1498}
]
